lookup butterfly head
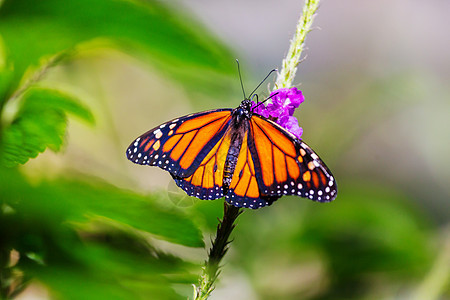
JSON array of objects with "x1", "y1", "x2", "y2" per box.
[{"x1": 233, "y1": 99, "x2": 253, "y2": 125}]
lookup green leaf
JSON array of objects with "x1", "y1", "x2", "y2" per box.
[
  {"x1": 0, "y1": 0, "x2": 235, "y2": 95},
  {"x1": 0, "y1": 170, "x2": 203, "y2": 247},
  {"x1": 21, "y1": 88, "x2": 95, "y2": 124},
  {"x1": 0, "y1": 168, "x2": 201, "y2": 298},
  {"x1": 1, "y1": 87, "x2": 94, "y2": 167},
  {"x1": 55, "y1": 178, "x2": 205, "y2": 247},
  {"x1": 30, "y1": 243, "x2": 191, "y2": 300}
]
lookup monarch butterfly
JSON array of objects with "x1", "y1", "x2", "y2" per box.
[{"x1": 126, "y1": 96, "x2": 337, "y2": 209}]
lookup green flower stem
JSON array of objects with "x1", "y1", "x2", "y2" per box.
[
  {"x1": 274, "y1": 0, "x2": 320, "y2": 89},
  {"x1": 193, "y1": 2, "x2": 320, "y2": 298},
  {"x1": 194, "y1": 203, "x2": 242, "y2": 300}
]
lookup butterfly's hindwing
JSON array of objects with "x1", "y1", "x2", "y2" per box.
[
  {"x1": 126, "y1": 109, "x2": 232, "y2": 178},
  {"x1": 172, "y1": 129, "x2": 233, "y2": 200}
]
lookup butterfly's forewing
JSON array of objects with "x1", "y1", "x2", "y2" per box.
[
  {"x1": 248, "y1": 115, "x2": 337, "y2": 203},
  {"x1": 126, "y1": 109, "x2": 232, "y2": 178}
]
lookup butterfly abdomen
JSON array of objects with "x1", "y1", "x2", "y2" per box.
[
  {"x1": 223, "y1": 109, "x2": 250, "y2": 193},
  {"x1": 223, "y1": 137, "x2": 242, "y2": 191}
]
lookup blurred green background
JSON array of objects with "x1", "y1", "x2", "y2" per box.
[{"x1": 0, "y1": 0, "x2": 448, "y2": 299}]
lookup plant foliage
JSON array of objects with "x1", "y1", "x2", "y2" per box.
[{"x1": 0, "y1": 0, "x2": 237, "y2": 298}]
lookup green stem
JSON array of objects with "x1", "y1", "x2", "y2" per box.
[
  {"x1": 193, "y1": 2, "x2": 321, "y2": 299},
  {"x1": 194, "y1": 203, "x2": 242, "y2": 300},
  {"x1": 274, "y1": 0, "x2": 320, "y2": 89}
]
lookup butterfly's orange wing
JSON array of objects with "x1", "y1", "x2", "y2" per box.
[
  {"x1": 247, "y1": 115, "x2": 337, "y2": 203},
  {"x1": 126, "y1": 109, "x2": 232, "y2": 178},
  {"x1": 127, "y1": 109, "x2": 337, "y2": 208}
]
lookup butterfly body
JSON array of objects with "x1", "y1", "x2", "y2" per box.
[
  {"x1": 127, "y1": 99, "x2": 337, "y2": 209},
  {"x1": 222, "y1": 100, "x2": 252, "y2": 190}
]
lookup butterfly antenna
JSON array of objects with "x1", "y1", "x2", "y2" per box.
[
  {"x1": 253, "y1": 92, "x2": 279, "y2": 110},
  {"x1": 248, "y1": 69, "x2": 277, "y2": 98},
  {"x1": 236, "y1": 59, "x2": 247, "y2": 99},
  {"x1": 250, "y1": 94, "x2": 259, "y2": 106}
]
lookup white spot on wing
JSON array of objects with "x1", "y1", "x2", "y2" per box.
[{"x1": 154, "y1": 129, "x2": 163, "y2": 139}]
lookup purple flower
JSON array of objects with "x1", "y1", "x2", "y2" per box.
[
  {"x1": 252, "y1": 100, "x2": 270, "y2": 118},
  {"x1": 251, "y1": 87, "x2": 304, "y2": 139},
  {"x1": 278, "y1": 115, "x2": 303, "y2": 139}
]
